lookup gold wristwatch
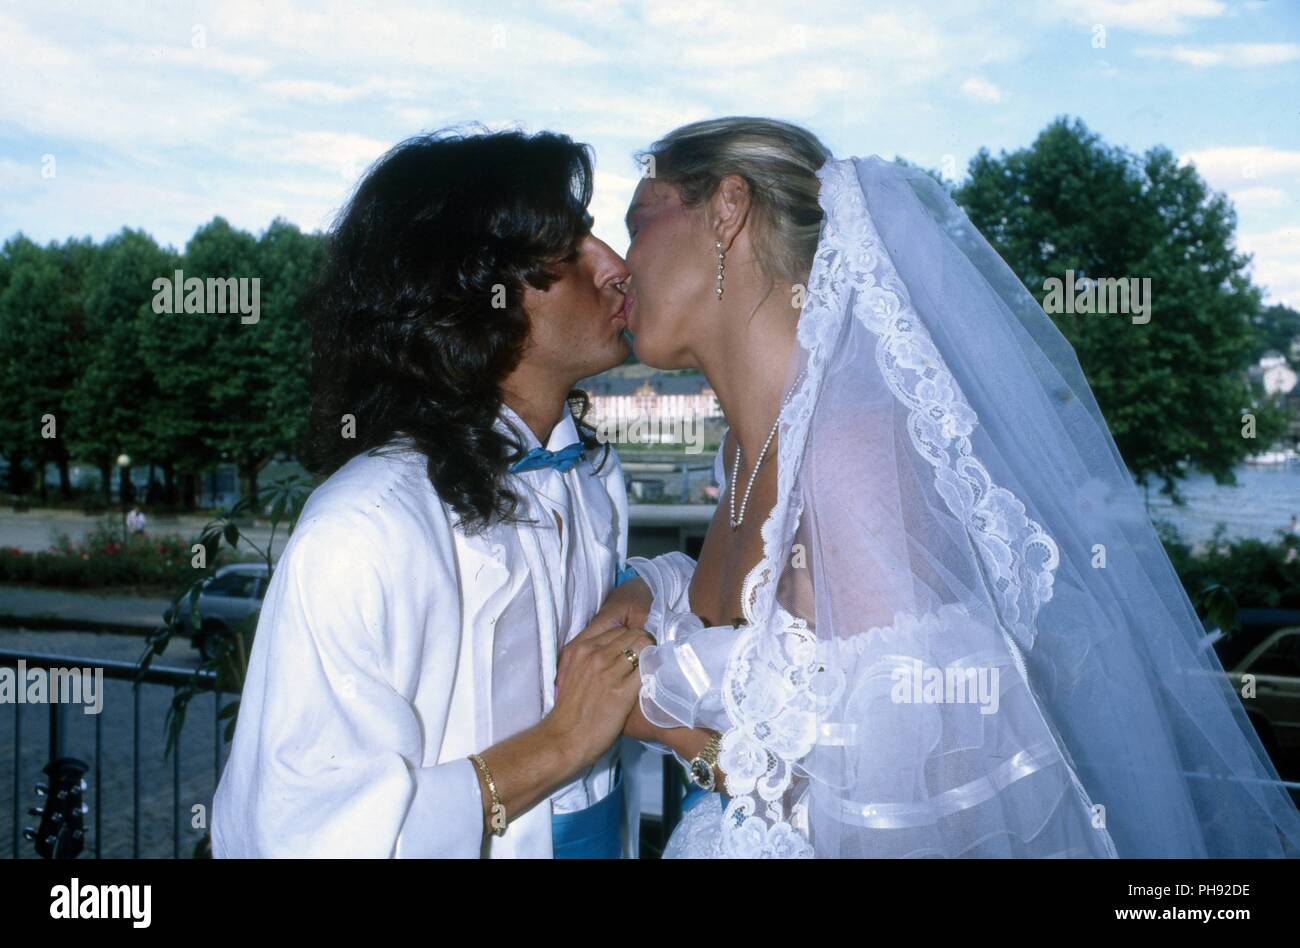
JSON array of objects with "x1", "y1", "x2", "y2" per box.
[{"x1": 688, "y1": 732, "x2": 723, "y2": 791}]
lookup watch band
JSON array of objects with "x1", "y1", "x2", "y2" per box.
[{"x1": 688, "y1": 732, "x2": 723, "y2": 791}]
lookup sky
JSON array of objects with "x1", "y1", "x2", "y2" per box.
[{"x1": 2, "y1": 0, "x2": 1298, "y2": 305}]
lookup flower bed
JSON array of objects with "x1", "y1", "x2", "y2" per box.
[{"x1": 0, "y1": 515, "x2": 214, "y2": 591}]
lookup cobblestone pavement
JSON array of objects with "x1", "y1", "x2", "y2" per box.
[{"x1": 1, "y1": 628, "x2": 219, "y2": 859}]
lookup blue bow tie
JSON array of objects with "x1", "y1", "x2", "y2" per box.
[{"x1": 509, "y1": 442, "x2": 585, "y2": 474}]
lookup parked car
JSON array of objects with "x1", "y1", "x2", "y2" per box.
[
  {"x1": 1225, "y1": 626, "x2": 1300, "y2": 765},
  {"x1": 162, "y1": 563, "x2": 269, "y2": 659}
]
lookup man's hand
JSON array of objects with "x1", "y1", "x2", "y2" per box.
[
  {"x1": 544, "y1": 624, "x2": 653, "y2": 771},
  {"x1": 557, "y1": 576, "x2": 652, "y2": 696}
]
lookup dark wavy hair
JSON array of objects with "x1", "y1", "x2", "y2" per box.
[{"x1": 302, "y1": 126, "x2": 606, "y2": 533}]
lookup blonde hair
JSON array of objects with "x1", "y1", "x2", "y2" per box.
[{"x1": 634, "y1": 117, "x2": 831, "y2": 286}]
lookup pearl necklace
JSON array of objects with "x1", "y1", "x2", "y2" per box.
[{"x1": 728, "y1": 371, "x2": 805, "y2": 529}]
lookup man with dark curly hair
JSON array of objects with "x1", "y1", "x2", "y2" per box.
[{"x1": 212, "y1": 127, "x2": 656, "y2": 858}]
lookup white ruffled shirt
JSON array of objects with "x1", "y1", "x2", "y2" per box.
[{"x1": 211, "y1": 403, "x2": 640, "y2": 858}]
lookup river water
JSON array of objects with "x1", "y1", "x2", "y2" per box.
[{"x1": 1144, "y1": 463, "x2": 1300, "y2": 545}]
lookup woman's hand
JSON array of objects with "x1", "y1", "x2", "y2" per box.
[
  {"x1": 624, "y1": 704, "x2": 730, "y2": 794},
  {"x1": 622, "y1": 693, "x2": 664, "y2": 744},
  {"x1": 590, "y1": 576, "x2": 653, "y2": 636}
]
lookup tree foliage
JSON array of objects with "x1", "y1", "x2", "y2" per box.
[{"x1": 955, "y1": 116, "x2": 1287, "y2": 495}]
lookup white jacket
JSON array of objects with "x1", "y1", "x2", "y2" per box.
[{"x1": 212, "y1": 406, "x2": 641, "y2": 858}]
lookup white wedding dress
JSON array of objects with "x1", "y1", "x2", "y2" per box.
[
  {"x1": 628, "y1": 154, "x2": 1300, "y2": 859},
  {"x1": 664, "y1": 788, "x2": 725, "y2": 858}
]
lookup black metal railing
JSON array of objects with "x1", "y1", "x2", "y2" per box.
[
  {"x1": 1, "y1": 648, "x2": 224, "y2": 859},
  {"x1": 1, "y1": 647, "x2": 691, "y2": 858}
]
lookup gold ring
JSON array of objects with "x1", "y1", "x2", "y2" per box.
[{"x1": 623, "y1": 647, "x2": 639, "y2": 669}]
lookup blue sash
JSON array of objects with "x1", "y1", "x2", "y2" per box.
[
  {"x1": 680, "y1": 785, "x2": 710, "y2": 813},
  {"x1": 551, "y1": 765, "x2": 624, "y2": 859}
]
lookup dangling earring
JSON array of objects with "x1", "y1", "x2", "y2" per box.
[{"x1": 714, "y1": 239, "x2": 725, "y2": 300}]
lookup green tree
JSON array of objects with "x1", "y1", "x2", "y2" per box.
[
  {"x1": 956, "y1": 116, "x2": 1286, "y2": 496},
  {"x1": 137, "y1": 218, "x2": 257, "y2": 508},
  {"x1": 0, "y1": 236, "x2": 92, "y2": 501},
  {"x1": 1248, "y1": 303, "x2": 1300, "y2": 366},
  {"x1": 66, "y1": 229, "x2": 179, "y2": 502},
  {"x1": 221, "y1": 219, "x2": 322, "y2": 504},
  {"x1": 135, "y1": 217, "x2": 321, "y2": 508}
]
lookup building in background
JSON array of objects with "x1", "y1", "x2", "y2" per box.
[
  {"x1": 1254, "y1": 352, "x2": 1298, "y2": 398},
  {"x1": 580, "y1": 368, "x2": 720, "y2": 427},
  {"x1": 1247, "y1": 351, "x2": 1300, "y2": 464}
]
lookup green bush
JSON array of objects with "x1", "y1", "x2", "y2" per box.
[{"x1": 1156, "y1": 520, "x2": 1300, "y2": 612}]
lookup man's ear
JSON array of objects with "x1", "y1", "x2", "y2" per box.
[{"x1": 710, "y1": 174, "x2": 751, "y2": 255}]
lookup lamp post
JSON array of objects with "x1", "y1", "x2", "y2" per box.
[{"x1": 116, "y1": 453, "x2": 131, "y2": 545}]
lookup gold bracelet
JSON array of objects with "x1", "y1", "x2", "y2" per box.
[{"x1": 469, "y1": 752, "x2": 508, "y2": 836}]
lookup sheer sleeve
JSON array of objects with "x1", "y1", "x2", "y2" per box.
[
  {"x1": 626, "y1": 435, "x2": 748, "y2": 747},
  {"x1": 625, "y1": 550, "x2": 695, "y2": 633},
  {"x1": 622, "y1": 551, "x2": 733, "y2": 743}
]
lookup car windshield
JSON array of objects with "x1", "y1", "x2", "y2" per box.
[
  {"x1": 207, "y1": 572, "x2": 261, "y2": 598},
  {"x1": 1248, "y1": 632, "x2": 1300, "y2": 678}
]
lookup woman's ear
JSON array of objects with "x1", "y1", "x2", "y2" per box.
[{"x1": 710, "y1": 173, "x2": 751, "y2": 255}]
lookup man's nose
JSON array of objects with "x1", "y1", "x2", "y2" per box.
[
  {"x1": 605, "y1": 254, "x2": 630, "y2": 294},
  {"x1": 585, "y1": 234, "x2": 629, "y2": 289}
]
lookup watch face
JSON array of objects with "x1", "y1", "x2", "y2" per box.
[{"x1": 690, "y1": 758, "x2": 715, "y2": 791}]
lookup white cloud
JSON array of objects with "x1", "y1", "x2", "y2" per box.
[
  {"x1": 545, "y1": 100, "x2": 713, "y2": 152},
  {"x1": 1175, "y1": 148, "x2": 1299, "y2": 307},
  {"x1": 1136, "y1": 42, "x2": 1300, "y2": 67},
  {"x1": 105, "y1": 42, "x2": 273, "y2": 80},
  {"x1": 0, "y1": 11, "x2": 253, "y2": 154},
  {"x1": 261, "y1": 77, "x2": 425, "y2": 105},
  {"x1": 1239, "y1": 226, "x2": 1300, "y2": 308},
  {"x1": 208, "y1": 0, "x2": 608, "y2": 70},
  {"x1": 1229, "y1": 186, "x2": 1290, "y2": 213},
  {"x1": 0, "y1": 156, "x2": 348, "y2": 251},
  {"x1": 0, "y1": 157, "x2": 41, "y2": 194},
  {"x1": 1179, "y1": 146, "x2": 1300, "y2": 187},
  {"x1": 961, "y1": 77, "x2": 1004, "y2": 104},
  {"x1": 1048, "y1": 0, "x2": 1228, "y2": 36},
  {"x1": 590, "y1": 169, "x2": 645, "y2": 255},
  {"x1": 0, "y1": 0, "x2": 1294, "y2": 310},
  {"x1": 239, "y1": 131, "x2": 393, "y2": 181}
]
